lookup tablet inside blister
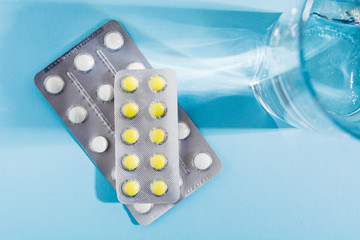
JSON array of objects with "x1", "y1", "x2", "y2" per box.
[
  {"x1": 34, "y1": 19, "x2": 222, "y2": 225},
  {"x1": 114, "y1": 69, "x2": 180, "y2": 204}
]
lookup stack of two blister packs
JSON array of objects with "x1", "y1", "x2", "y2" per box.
[{"x1": 35, "y1": 20, "x2": 222, "y2": 225}]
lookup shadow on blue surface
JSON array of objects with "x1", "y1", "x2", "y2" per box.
[
  {"x1": 95, "y1": 93, "x2": 280, "y2": 204},
  {"x1": 95, "y1": 171, "x2": 118, "y2": 203},
  {"x1": 0, "y1": 1, "x2": 284, "y2": 214},
  {"x1": 90, "y1": 7, "x2": 283, "y2": 203},
  {"x1": 0, "y1": 2, "x2": 282, "y2": 129},
  {"x1": 3, "y1": 3, "x2": 360, "y2": 238},
  {"x1": 95, "y1": 170, "x2": 139, "y2": 224},
  {"x1": 179, "y1": 93, "x2": 279, "y2": 128}
]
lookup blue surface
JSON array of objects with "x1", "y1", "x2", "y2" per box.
[{"x1": 1, "y1": 1, "x2": 360, "y2": 239}]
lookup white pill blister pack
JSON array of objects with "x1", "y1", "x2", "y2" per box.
[
  {"x1": 34, "y1": 20, "x2": 151, "y2": 187},
  {"x1": 114, "y1": 69, "x2": 180, "y2": 204},
  {"x1": 34, "y1": 19, "x2": 222, "y2": 225}
]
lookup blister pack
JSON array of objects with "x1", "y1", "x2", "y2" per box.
[
  {"x1": 34, "y1": 20, "x2": 151, "y2": 194},
  {"x1": 34, "y1": 19, "x2": 222, "y2": 225},
  {"x1": 128, "y1": 107, "x2": 223, "y2": 225},
  {"x1": 114, "y1": 69, "x2": 180, "y2": 204}
]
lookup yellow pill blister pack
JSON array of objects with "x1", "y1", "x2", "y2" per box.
[
  {"x1": 114, "y1": 69, "x2": 180, "y2": 204},
  {"x1": 127, "y1": 107, "x2": 223, "y2": 225}
]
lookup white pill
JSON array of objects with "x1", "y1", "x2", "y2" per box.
[
  {"x1": 178, "y1": 122, "x2": 191, "y2": 140},
  {"x1": 126, "y1": 62, "x2": 146, "y2": 70},
  {"x1": 97, "y1": 84, "x2": 114, "y2": 102},
  {"x1": 74, "y1": 53, "x2": 95, "y2": 72},
  {"x1": 68, "y1": 106, "x2": 87, "y2": 124},
  {"x1": 90, "y1": 136, "x2": 108, "y2": 153},
  {"x1": 104, "y1": 31, "x2": 124, "y2": 50},
  {"x1": 193, "y1": 153, "x2": 213, "y2": 171},
  {"x1": 44, "y1": 75, "x2": 64, "y2": 94},
  {"x1": 133, "y1": 203, "x2": 153, "y2": 214}
]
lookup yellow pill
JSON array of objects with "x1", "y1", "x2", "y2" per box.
[
  {"x1": 149, "y1": 102, "x2": 166, "y2": 118},
  {"x1": 151, "y1": 180, "x2": 167, "y2": 196},
  {"x1": 150, "y1": 128, "x2": 166, "y2": 144},
  {"x1": 149, "y1": 76, "x2": 166, "y2": 92},
  {"x1": 122, "y1": 76, "x2": 138, "y2": 92},
  {"x1": 122, "y1": 128, "x2": 139, "y2": 145},
  {"x1": 122, "y1": 154, "x2": 139, "y2": 171},
  {"x1": 122, "y1": 102, "x2": 139, "y2": 119},
  {"x1": 122, "y1": 180, "x2": 140, "y2": 197},
  {"x1": 150, "y1": 154, "x2": 167, "y2": 170}
]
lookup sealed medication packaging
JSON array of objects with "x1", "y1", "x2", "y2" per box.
[
  {"x1": 97, "y1": 84, "x2": 114, "y2": 102},
  {"x1": 114, "y1": 69, "x2": 180, "y2": 204},
  {"x1": 127, "y1": 107, "x2": 223, "y2": 225},
  {"x1": 34, "y1": 20, "x2": 222, "y2": 225},
  {"x1": 44, "y1": 75, "x2": 64, "y2": 94}
]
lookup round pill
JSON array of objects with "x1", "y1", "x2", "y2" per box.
[
  {"x1": 149, "y1": 102, "x2": 166, "y2": 119},
  {"x1": 121, "y1": 76, "x2": 138, "y2": 93},
  {"x1": 122, "y1": 180, "x2": 140, "y2": 197},
  {"x1": 149, "y1": 76, "x2": 166, "y2": 92},
  {"x1": 68, "y1": 106, "x2": 87, "y2": 124},
  {"x1": 121, "y1": 102, "x2": 139, "y2": 119},
  {"x1": 133, "y1": 203, "x2": 153, "y2": 214},
  {"x1": 126, "y1": 62, "x2": 146, "y2": 70},
  {"x1": 89, "y1": 136, "x2": 108, "y2": 153},
  {"x1": 193, "y1": 152, "x2": 213, "y2": 171},
  {"x1": 178, "y1": 122, "x2": 191, "y2": 140},
  {"x1": 104, "y1": 31, "x2": 124, "y2": 50},
  {"x1": 97, "y1": 84, "x2": 114, "y2": 102},
  {"x1": 74, "y1": 53, "x2": 95, "y2": 72},
  {"x1": 150, "y1": 154, "x2": 167, "y2": 171},
  {"x1": 122, "y1": 154, "x2": 139, "y2": 171},
  {"x1": 122, "y1": 128, "x2": 139, "y2": 145},
  {"x1": 151, "y1": 180, "x2": 167, "y2": 196},
  {"x1": 150, "y1": 128, "x2": 167, "y2": 144},
  {"x1": 44, "y1": 75, "x2": 64, "y2": 94}
]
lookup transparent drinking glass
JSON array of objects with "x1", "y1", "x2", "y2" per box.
[{"x1": 252, "y1": 0, "x2": 360, "y2": 137}]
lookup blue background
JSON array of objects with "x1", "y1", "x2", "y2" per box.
[{"x1": 1, "y1": 0, "x2": 360, "y2": 239}]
